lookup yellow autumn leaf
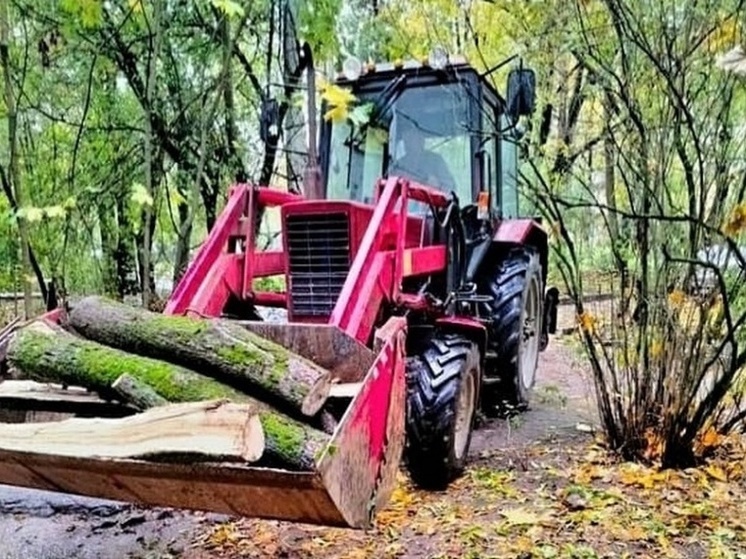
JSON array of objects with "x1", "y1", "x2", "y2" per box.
[
  {"x1": 573, "y1": 463, "x2": 607, "y2": 485},
  {"x1": 577, "y1": 312, "x2": 597, "y2": 334},
  {"x1": 667, "y1": 289, "x2": 686, "y2": 310},
  {"x1": 723, "y1": 202, "x2": 746, "y2": 237},
  {"x1": 211, "y1": 0, "x2": 245, "y2": 18},
  {"x1": 500, "y1": 507, "x2": 554, "y2": 526},
  {"x1": 320, "y1": 83, "x2": 357, "y2": 122},
  {"x1": 619, "y1": 463, "x2": 668, "y2": 488},
  {"x1": 323, "y1": 104, "x2": 349, "y2": 123},
  {"x1": 709, "y1": 18, "x2": 739, "y2": 51},
  {"x1": 17, "y1": 206, "x2": 44, "y2": 222},
  {"x1": 169, "y1": 188, "x2": 187, "y2": 207},
  {"x1": 207, "y1": 523, "x2": 239, "y2": 548},
  {"x1": 130, "y1": 182, "x2": 154, "y2": 206},
  {"x1": 128, "y1": 0, "x2": 143, "y2": 13},
  {"x1": 705, "y1": 464, "x2": 728, "y2": 482}
]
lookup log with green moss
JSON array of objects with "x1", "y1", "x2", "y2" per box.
[
  {"x1": 5, "y1": 321, "x2": 330, "y2": 471},
  {"x1": 67, "y1": 296, "x2": 333, "y2": 418},
  {"x1": 111, "y1": 373, "x2": 168, "y2": 411}
]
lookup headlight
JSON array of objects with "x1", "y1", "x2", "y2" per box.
[
  {"x1": 428, "y1": 46, "x2": 448, "y2": 70},
  {"x1": 342, "y1": 56, "x2": 363, "y2": 80}
]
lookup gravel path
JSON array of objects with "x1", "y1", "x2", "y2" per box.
[{"x1": 0, "y1": 487, "x2": 223, "y2": 559}]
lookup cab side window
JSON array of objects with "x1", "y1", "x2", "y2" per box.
[{"x1": 500, "y1": 114, "x2": 519, "y2": 218}]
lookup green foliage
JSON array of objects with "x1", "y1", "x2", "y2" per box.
[
  {"x1": 298, "y1": 0, "x2": 343, "y2": 61},
  {"x1": 521, "y1": 0, "x2": 746, "y2": 467},
  {"x1": 60, "y1": 0, "x2": 102, "y2": 28},
  {"x1": 211, "y1": 0, "x2": 245, "y2": 18}
]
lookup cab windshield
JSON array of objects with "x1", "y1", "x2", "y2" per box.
[{"x1": 325, "y1": 82, "x2": 473, "y2": 205}]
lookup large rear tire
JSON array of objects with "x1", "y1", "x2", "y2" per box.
[
  {"x1": 480, "y1": 246, "x2": 543, "y2": 416},
  {"x1": 404, "y1": 333, "x2": 481, "y2": 490}
]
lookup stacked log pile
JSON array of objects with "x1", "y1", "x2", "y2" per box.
[{"x1": 0, "y1": 296, "x2": 338, "y2": 471}]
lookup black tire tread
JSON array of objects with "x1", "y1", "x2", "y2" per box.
[
  {"x1": 481, "y1": 246, "x2": 542, "y2": 414},
  {"x1": 404, "y1": 333, "x2": 479, "y2": 490}
]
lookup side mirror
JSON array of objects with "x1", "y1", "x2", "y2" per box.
[{"x1": 506, "y1": 68, "x2": 536, "y2": 120}]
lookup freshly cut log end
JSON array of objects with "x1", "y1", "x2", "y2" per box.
[
  {"x1": 67, "y1": 296, "x2": 334, "y2": 418},
  {"x1": 0, "y1": 399, "x2": 265, "y2": 463}
]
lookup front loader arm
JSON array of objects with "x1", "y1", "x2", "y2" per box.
[
  {"x1": 330, "y1": 176, "x2": 450, "y2": 345},
  {"x1": 165, "y1": 185, "x2": 301, "y2": 317}
]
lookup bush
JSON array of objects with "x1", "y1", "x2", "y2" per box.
[{"x1": 522, "y1": 0, "x2": 746, "y2": 467}]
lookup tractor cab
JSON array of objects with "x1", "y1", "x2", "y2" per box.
[{"x1": 318, "y1": 50, "x2": 536, "y2": 219}]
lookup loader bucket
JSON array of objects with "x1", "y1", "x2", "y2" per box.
[{"x1": 0, "y1": 317, "x2": 408, "y2": 529}]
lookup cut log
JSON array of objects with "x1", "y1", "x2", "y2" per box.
[
  {"x1": 111, "y1": 374, "x2": 168, "y2": 411},
  {"x1": 0, "y1": 379, "x2": 135, "y2": 422},
  {"x1": 0, "y1": 399, "x2": 265, "y2": 463},
  {"x1": 66, "y1": 296, "x2": 333, "y2": 417},
  {"x1": 6, "y1": 320, "x2": 248, "y2": 403},
  {"x1": 6, "y1": 321, "x2": 331, "y2": 470}
]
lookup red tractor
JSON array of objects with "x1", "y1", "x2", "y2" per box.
[
  {"x1": 169, "y1": 50, "x2": 557, "y2": 488},
  {"x1": 0, "y1": 49, "x2": 558, "y2": 528}
]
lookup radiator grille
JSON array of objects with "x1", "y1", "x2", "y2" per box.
[{"x1": 286, "y1": 212, "x2": 350, "y2": 317}]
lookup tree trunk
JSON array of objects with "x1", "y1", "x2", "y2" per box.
[
  {"x1": 67, "y1": 296, "x2": 333, "y2": 418},
  {"x1": 0, "y1": 0, "x2": 33, "y2": 318},
  {"x1": 6, "y1": 320, "x2": 330, "y2": 470},
  {"x1": 115, "y1": 194, "x2": 140, "y2": 299},
  {"x1": 97, "y1": 197, "x2": 121, "y2": 299},
  {"x1": 282, "y1": 1, "x2": 307, "y2": 195},
  {"x1": 140, "y1": 0, "x2": 163, "y2": 309},
  {"x1": 172, "y1": 192, "x2": 191, "y2": 286},
  {"x1": 0, "y1": 399, "x2": 265, "y2": 463}
]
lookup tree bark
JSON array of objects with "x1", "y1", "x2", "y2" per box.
[
  {"x1": 111, "y1": 373, "x2": 168, "y2": 411},
  {"x1": 140, "y1": 0, "x2": 163, "y2": 309},
  {"x1": 6, "y1": 320, "x2": 330, "y2": 471},
  {"x1": 67, "y1": 296, "x2": 333, "y2": 418},
  {"x1": 0, "y1": 0, "x2": 33, "y2": 318},
  {"x1": 0, "y1": 399, "x2": 265, "y2": 463}
]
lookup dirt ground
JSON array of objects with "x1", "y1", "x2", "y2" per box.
[
  {"x1": 1, "y1": 304, "x2": 744, "y2": 558},
  {"x1": 178, "y1": 335, "x2": 605, "y2": 559},
  {"x1": 0, "y1": 316, "x2": 601, "y2": 559}
]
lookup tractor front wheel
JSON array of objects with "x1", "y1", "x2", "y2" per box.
[{"x1": 404, "y1": 333, "x2": 481, "y2": 490}]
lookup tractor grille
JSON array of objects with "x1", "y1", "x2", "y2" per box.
[{"x1": 286, "y1": 212, "x2": 351, "y2": 317}]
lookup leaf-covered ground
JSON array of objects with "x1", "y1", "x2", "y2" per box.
[
  {"x1": 185, "y1": 432, "x2": 746, "y2": 559},
  {"x1": 182, "y1": 337, "x2": 746, "y2": 559}
]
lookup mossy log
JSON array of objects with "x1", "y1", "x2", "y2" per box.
[
  {"x1": 6, "y1": 321, "x2": 331, "y2": 471},
  {"x1": 67, "y1": 296, "x2": 333, "y2": 418},
  {"x1": 111, "y1": 374, "x2": 168, "y2": 411}
]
